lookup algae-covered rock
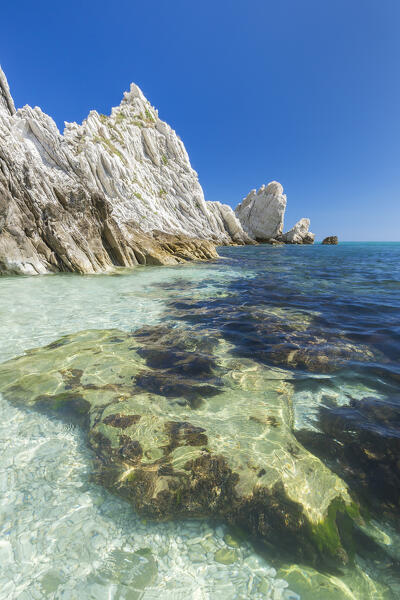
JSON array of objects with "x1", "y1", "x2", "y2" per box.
[
  {"x1": 0, "y1": 324, "x2": 361, "y2": 568},
  {"x1": 296, "y1": 396, "x2": 400, "y2": 521},
  {"x1": 167, "y1": 299, "x2": 376, "y2": 375},
  {"x1": 214, "y1": 548, "x2": 238, "y2": 565}
]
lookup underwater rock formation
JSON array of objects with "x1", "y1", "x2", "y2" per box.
[
  {"x1": 281, "y1": 218, "x2": 315, "y2": 244},
  {"x1": 235, "y1": 182, "x2": 314, "y2": 244},
  {"x1": 322, "y1": 236, "x2": 339, "y2": 245},
  {"x1": 296, "y1": 396, "x2": 400, "y2": 520},
  {"x1": 0, "y1": 325, "x2": 364, "y2": 569},
  {"x1": 0, "y1": 67, "x2": 249, "y2": 275}
]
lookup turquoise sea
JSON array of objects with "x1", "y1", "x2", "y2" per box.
[{"x1": 0, "y1": 242, "x2": 399, "y2": 599}]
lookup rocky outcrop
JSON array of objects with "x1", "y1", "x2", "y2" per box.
[
  {"x1": 235, "y1": 182, "x2": 315, "y2": 245},
  {"x1": 0, "y1": 324, "x2": 363, "y2": 569},
  {"x1": 0, "y1": 68, "x2": 15, "y2": 116},
  {"x1": 322, "y1": 236, "x2": 338, "y2": 245},
  {"x1": 234, "y1": 182, "x2": 286, "y2": 241},
  {"x1": 0, "y1": 67, "x2": 249, "y2": 275},
  {"x1": 282, "y1": 218, "x2": 315, "y2": 244}
]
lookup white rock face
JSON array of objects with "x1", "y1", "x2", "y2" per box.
[
  {"x1": 235, "y1": 182, "x2": 315, "y2": 244},
  {"x1": 0, "y1": 68, "x2": 15, "y2": 116},
  {"x1": 281, "y1": 218, "x2": 315, "y2": 244},
  {"x1": 234, "y1": 182, "x2": 287, "y2": 240},
  {"x1": 0, "y1": 68, "x2": 249, "y2": 275},
  {"x1": 62, "y1": 82, "x2": 247, "y2": 244}
]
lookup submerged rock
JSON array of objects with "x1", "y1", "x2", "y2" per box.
[
  {"x1": 281, "y1": 218, "x2": 315, "y2": 245},
  {"x1": 0, "y1": 325, "x2": 362, "y2": 568},
  {"x1": 214, "y1": 548, "x2": 238, "y2": 565},
  {"x1": 296, "y1": 396, "x2": 400, "y2": 521},
  {"x1": 322, "y1": 236, "x2": 338, "y2": 245},
  {"x1": 167, "y1": 298, "x2": 376, "y2": 374},
  {"x1": 0, "y1": 67, "x2": 249, "y2": 275}
]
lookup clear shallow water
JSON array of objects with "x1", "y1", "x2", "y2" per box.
[{"x1": 0, "y1": 242, "x2": 400, "y2": 599}]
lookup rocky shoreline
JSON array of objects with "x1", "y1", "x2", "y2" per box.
[
  {"x1": 0, "y1": 67, "x2": 251, "y2": 275},
  {"x1": 0, "y1": 67, "x2": 323, "y2": 277}
]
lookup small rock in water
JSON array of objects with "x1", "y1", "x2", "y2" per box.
[
  {"x1": 281, "y1": 218, "x2": 315, "y2": 244},
  {"x1": 223, "y1": 533, "x2": 240, "y2": 548},
  {"x1": 322, "y1": 235, "x2": 338, "y2": 245},
  {"x1": 214, "y1": 548, "x2": 238, "y2": 565},
  {"x1": 201, "y1": 536, "x2": 218, "y2": 553}
]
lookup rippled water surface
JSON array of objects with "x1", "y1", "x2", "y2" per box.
[{"x1": 1, "y1": 242, "x2": 400, "y2": 599}]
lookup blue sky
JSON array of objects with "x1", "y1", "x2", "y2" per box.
[{"x1": 1, "y1": 0, "x2": 399, "y2": 240}]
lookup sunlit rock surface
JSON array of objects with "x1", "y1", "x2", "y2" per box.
[
  {"x1": 0, "y1": 325, "x2": 362, "y2": 568},
  {"x1": 282, "y1": 218, "x2": 315, "y2": 244},
  {"x1": 0, "y1": 67, "x2": 249, "y2": 275},
  {"x1": 235, "y1": 182, "x2": 315, "y2": 244},
  {"x1": 235, "y1": 182, "x2": 287, "y2": 241}
]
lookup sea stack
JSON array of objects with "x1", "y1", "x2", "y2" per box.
[
  {"x1": 322, "y1": 236, "x2": 338, "y2": 245},
  {"x1": 235, "y1": 182, "x2": 314, "y2": 244},
  {"x1": 234, "y1": 182, "x2": 286, "y2": 241}
]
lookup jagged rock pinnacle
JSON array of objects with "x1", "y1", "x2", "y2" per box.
[{"x1": 0, "y1": 68, "x2": 249, "y2": 275}]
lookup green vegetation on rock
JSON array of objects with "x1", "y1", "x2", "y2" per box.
[{"x1": 93, "y1": 135, "x2": 126, "y2": 164}]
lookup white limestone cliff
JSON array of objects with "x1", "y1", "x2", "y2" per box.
[{"x1": 0, "y1": 68, "x2": 249, "y2": 275}]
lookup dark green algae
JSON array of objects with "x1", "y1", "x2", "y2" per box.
[{"x1": 0, "y1": 324, "x2": 365, "y2": 570}]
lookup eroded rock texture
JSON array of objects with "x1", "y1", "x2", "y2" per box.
[{"x1": 0, "y1": 67, "x2": 249, "y2": 275}]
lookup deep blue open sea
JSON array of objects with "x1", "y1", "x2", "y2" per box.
[{"x1": 0, "y1": 242, "x2": 399, "y2": 599}]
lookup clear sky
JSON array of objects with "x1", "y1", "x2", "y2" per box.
[{"x1": 1, "y1": 0, "x2": 399, "y2": 240}]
